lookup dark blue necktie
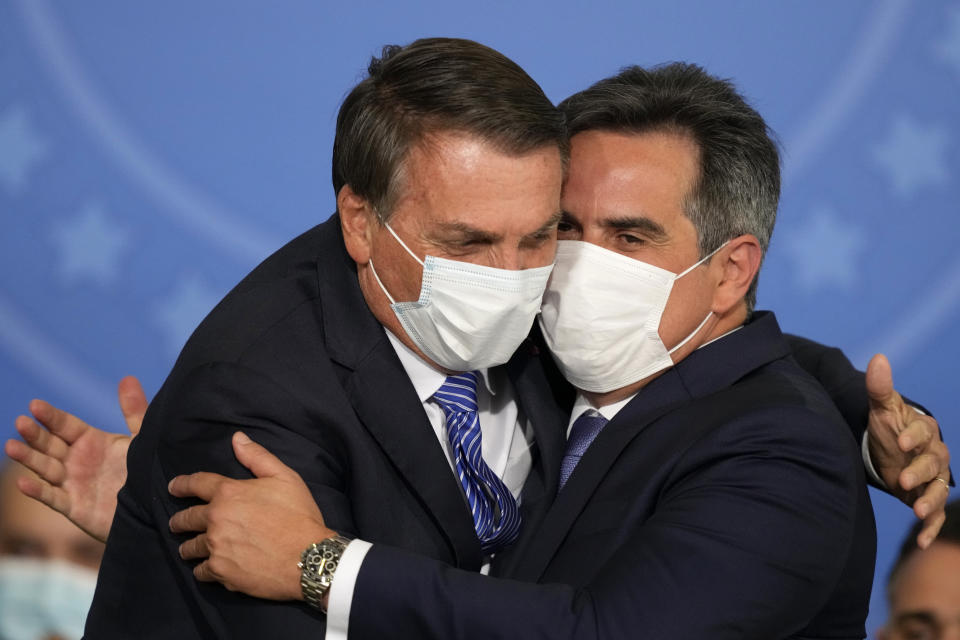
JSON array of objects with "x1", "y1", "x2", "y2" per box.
[
  {"x1": 434, "y1": 371, "x2": 522, "y2": 554},
  {"x1": 559, "y1": 409, "x2": 609, "y2": 489}
]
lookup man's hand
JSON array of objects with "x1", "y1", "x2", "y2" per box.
[
  {"x1": 168, "y1": 431, "x2": 334, "y2": 601},
  {"x1": 866, "y1": 354, "x2": 951, "y2": 548},
  {"x1": 3, "y1": 376, "x2": 146, "y2": 542}
]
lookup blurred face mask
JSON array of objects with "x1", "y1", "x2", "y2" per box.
[
  {"x1": 538, "y1": 240, "x2": 726, "y2": 393},
  {"x1": 0, "y1": 557, "x2": 98, "y2": 640},
  {"x1": 369, "y1": 221, "x2": 554, "y2": 372}
]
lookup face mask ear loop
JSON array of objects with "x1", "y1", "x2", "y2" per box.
[
  {"x1": 668, "y1": 310, "x2": 714, "y2": 355},
  {"x1": 667, "y1": 240, "x2": 730, "y2": 355},
  {"x1": 368, "y1": 260, "x2": 397, "y2": 305},
  {"x1": 674, "y1": 240, "x2": 730, "y2": 280},
  {"x1": 382, "y1": 220, "x2": 426, "y2": 266}
]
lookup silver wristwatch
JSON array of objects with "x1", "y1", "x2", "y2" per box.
[{"x1": 299, "y1": 535, "x2": 351, "y2": 612}]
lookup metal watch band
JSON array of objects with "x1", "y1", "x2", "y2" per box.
[{"x1": 299, "y1": 535, "x2": 352, "y2": 613}]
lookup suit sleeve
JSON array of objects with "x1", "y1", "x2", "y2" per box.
[
  {"x1": 346, "y1": 406, "x2": 869, "y2": 640},
  {"x1": 784, "y1": 334, "x2": 871, "y2": 443},
  {"x1": 85, "y1": 361, "x2": 350, "y2": 639}
]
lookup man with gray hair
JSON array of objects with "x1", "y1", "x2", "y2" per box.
[{"x1": 166, "y1": 62, "x2": 889, "y2": 639}]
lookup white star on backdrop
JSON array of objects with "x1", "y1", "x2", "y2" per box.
[
  {"x1": 934, "y1": 5, "x2": 960, "y2": 77},
  {"x1": 781, "y1": 207, "x2": 866, "y2": 292},
  {"x1": 50, "y1": 203, "x2": 130, "y2": 286},
  {"x1": 153, "y1": 276, "x2": 219, "y2": 355},
  {"x1": 0, "y1": 105, "x2": 49, "y2": 194},
  {"x1": 872, "y1": 115, "x2": 950, "y2": 197}
]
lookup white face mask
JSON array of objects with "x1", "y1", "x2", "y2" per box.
[
  {"x1": 0, "y1": 557, "x2": 98, "y2": 640},
  {"x1": 538, "y1": 240, "x2": 727, "y2": 393},
  {"x1": 369, "y1": 221, "x2": 554, "y2": 372}
]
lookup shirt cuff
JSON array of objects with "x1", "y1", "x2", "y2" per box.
[
  {"x1": 861, "y1": 406, "x2": 929, "y2": 489},
  {"x1": 324, "y1": 539, "x2": 374, "y2": 640},
  {"x1": 861, "y1": 430, "x2": 885, "y2": 487}
]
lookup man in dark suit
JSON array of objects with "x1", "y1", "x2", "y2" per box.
[
  {"x1": 163, "y1": 63, "x2": 913, "y2": 639},
  {"x1": 82, "y1": 37, "x2": 572, "y2": 639}
]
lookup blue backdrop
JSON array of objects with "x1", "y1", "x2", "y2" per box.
[{"x1": 1, "y1": 0, "x2": 957, "y2": 632}]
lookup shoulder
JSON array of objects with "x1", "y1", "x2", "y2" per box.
[
  {"x1": 172, "y1": 218, "x2": 348, "y2": 370},
  {"x1": 670, "y1": 357, "x2": 864, "y2": 492}
]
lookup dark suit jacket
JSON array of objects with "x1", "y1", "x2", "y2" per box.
[
  {"x1": 84, "y1": 215, "x2": 569, "y2": 638},
  {"x1": 348, "y1": 312, "x2": 877, "y2": 640}
]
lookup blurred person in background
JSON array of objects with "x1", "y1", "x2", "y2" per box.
[
  {"x1": 879, "y1": 498, "x2": 959, "y2": 640},
  {"x1": 0, "y1": 460, "x2": 105, "y2": 640}
]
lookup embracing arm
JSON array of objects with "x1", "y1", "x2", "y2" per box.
[
  {"x1": 86, "y1": 363, "x2": 347, "y2": 639},
  {"x1": 170, "y1": 403, "x2": 868, "y2": 639},
  {"x1": 786, "y1": 335, "x2": 951, "y2": 546},
  {"x1": 346, "y1": 405, "x2": 869, "y2": 639}
]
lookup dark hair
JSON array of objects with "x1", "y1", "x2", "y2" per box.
[
  {"x1": 559, "y1": 62, "x2": 780, "y2": 312},
  {"x1": 886, "y1": 498, "x2": 960, "y2": 604},
  {"x1": 332, "y1": 38, "x2": 568, "y2": 219}
]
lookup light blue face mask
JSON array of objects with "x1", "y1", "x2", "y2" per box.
[
  {"x1": 368, "y1": 221, "x2": 554, "y2": 372},
  {"x1": 0, "y1": 557, "x2": 98, "y2": 640}
]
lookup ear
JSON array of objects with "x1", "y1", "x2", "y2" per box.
[
  {"x1": 710, "y1": 234, "x2": 762, "y2": 315},
  {"x1": 338, "y1": 184, "x2": 376, "y2": 265}
]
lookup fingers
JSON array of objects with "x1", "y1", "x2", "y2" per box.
[
  {"x1": 170, "y1": 504, "x2": 210, "y2": 534},
  {"x1": 178, "y1": 533, "x2": 210, "y2": 560},
  {"x1": 193, "y1": 559, "x2": 218, "y2": 583},
  {"x1": 897, "y1": 415, "x2": 935, "y2": 452},
  {"x1": 916, "y1": 509, "x2": 947, "y2": 550},
  {"x1": 15, "y1": 474, "x2": 71, "y2": 516},
  {"x1": 13, "y1": 414, "x2": 69, "y2": 460},
  {"x1": 912, "y1": 472, "x2": 951, "y2": 521},
  {"x1": 28, "y1": 399, "x2": 90, "y2": 444},
  {"x1": 865, "y1": 353, "x2": 895, "y2": 408},
  {"x1": 899, "y1": 452, "x2": 944, "y2": 493},
  {"x1": 117, "y1": 376, "x2": 148, "y2": 436},
  {"x1": 5, "y1": 438, "x2": 66, "y2": 486},
  {"x1": 168, "y1": 472, "x2": 228, "y2": 502},
  {"x1": 231, "y1": 432, "x2": 291, "y2": 479}
]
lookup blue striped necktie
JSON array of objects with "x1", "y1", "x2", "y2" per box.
[
  {"x1": 433, "y1": 371, "x2": 521, "y2": 554},
  {"x1": 559, "y1": 409, "x2": 609, "y2": 490}
]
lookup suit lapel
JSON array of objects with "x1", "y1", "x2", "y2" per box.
[
  {"x1": 315, "y1": 216, "x2": 482, "y2": 570},
  {"x1": 508, "y1": 312, "x2": 793, "y2": 582},
  {"x1": 508, "y1": 367, "x2": 692, "y2": 582},
  {"x1": 491, "y1": 340, "x2": 570, "y2": 577},
  {"x1": 347, "y1": 342, "x2": 482, "y2": 569}
]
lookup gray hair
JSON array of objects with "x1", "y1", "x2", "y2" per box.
[{"x1": 559, "y1": 62, "x2": 780, "y2": 313}]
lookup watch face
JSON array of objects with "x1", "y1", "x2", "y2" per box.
[
  {"x1": 303, "y1": 541, "x2": 344, "y2": 587},
  {"x1": 300, "y1": 538, "x2": 349, "y2": 611}
]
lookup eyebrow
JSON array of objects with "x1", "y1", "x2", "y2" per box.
[
  {"x1": 601, "y1": 215, "x2": 668, "y2": 240},
  {"x1": 894, "y1": 611, "x2": 938, "y2": 625},
  {"x1": 430, "y1": 221, "x2": 500, "y2": 244},
  {"x1": 431, "y1": 209, "x2": 563, "y2": 243},
  {"x1": 525, "y1": 210, "x2": 563, "y2": 239}
]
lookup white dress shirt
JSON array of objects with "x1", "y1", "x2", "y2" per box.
[{"x1": 325, "y1": 330, "x2": 533, "y2": 640}]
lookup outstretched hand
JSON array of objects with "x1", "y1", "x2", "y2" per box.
[
  {"x1": 4, "y1": 376, "x2": 147, "y2": 542},
  {"x1": 866, "y1": 354, "x2": 951, "y2": 548},
  {"x1": 168, "y1": 432, "x2": 334, "y2": 601}
]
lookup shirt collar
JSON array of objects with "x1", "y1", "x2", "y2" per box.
[
  {"x1": 384, "y1": 329, "x2": 496, "y2": 401},
  {"x1": 568, "y1": 324, "x2": 745, "y2": 429}
]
